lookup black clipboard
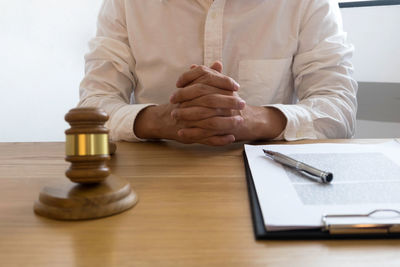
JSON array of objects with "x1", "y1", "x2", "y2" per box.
[{"x1": 243, "y1": 151, "x2": 400, "y2": 240}]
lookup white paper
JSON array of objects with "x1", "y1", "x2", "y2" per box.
[{"x1": 244, "y1": 141, "x2": 400, "y2": 231}]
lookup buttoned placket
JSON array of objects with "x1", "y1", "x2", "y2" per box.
[
  {"x1": 195, "y1": 0, "x2": 213, "y2": 10},
  {"x1": 203, "y1": 0, "x2": 226, "y2": 67}
]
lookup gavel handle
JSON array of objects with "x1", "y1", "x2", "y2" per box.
[{"x1": 109, "y1": 141, "x2": 117, "y2": 156}]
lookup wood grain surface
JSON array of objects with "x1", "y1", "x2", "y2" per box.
[{"x1": 1, "y1": 140, "x2": 399, "y2": 267}]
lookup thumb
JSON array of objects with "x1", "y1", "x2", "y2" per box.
[{"x1": 210, "y1": 61, "x2": 223, "y2": 73}]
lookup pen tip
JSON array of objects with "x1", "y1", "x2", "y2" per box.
[{"x1": 263, "y1": 149, "x2": 272, "y2": 155}]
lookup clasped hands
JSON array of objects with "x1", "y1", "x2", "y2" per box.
[
  {"x1": 170, "y1": 61, "x2": 245, "y2": 146},
  {"x1": 134, "y1": 61, "x2": 287, "y2": 146}
]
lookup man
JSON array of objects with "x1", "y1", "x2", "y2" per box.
[{"x1": 79, "y1": 0, "x2": 357, "y2": 146}]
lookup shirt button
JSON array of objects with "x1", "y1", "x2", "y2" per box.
[{"x1": 211, "y1": 12, "x2": 217, "y2": 19}]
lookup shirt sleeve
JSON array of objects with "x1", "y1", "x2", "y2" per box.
[
  {"x1": 78, "y1": 0, "x2": 154, "y2": 141},
  {"x1": 269, "y1": 0, "x2": 358, "y2": 141}
]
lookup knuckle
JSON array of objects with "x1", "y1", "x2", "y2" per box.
[
  {"x1": 171, "y1": 90, "x2": 181, "y2": 101},
  {"x1": 233, "y1": 96, "x2": 244, "y2": 108},
  {"x1": 236, "y1": 116, "x2": 244, "y2": 126},
  {"x1": 225, "y1": 97, "x2": 238, "y2": 108},
  {"x1": 229, "y1": 117, "x2": 238, "y2": 127},
  {"x1": 229, "y1": 77, "x2": 239, "y2": 89},
  {"x1": 203, "y1": 72, "x2": 213, "y2": 83},
  {"x1": 227, "y1": 116, "x2": 241, "y2": 128},
  {"x1": 198, "y1": 65, "x2": 208, "y2": 74},
  {"x1": 172, "y1": 109, "x2": 180, "y2": 119},
  {"x1": 227, "y1": 77, "x2": 235, "y2": 87},
  {"x1": 233, "y1": 96, "x2": 241, "y2": 103}
]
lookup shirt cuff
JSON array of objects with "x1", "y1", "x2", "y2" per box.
[
  {"x1": 266, "y1": 104, "x2": 318, "y2": 141},
  {"x1": 107, "y1": 103, "x2": 156, "y2": 142}
]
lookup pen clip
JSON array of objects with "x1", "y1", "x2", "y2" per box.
[{"x1": 322, "y1": 209, "x2": 400, "y2": 235}]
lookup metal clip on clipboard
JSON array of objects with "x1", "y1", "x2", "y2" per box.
[{"x1": 322, "y1": 209, "x2": 400, "y2": 235}]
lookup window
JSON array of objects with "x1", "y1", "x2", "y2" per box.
[{"x1": 339, "y1": 0, "x2": 400, "y2": 8}]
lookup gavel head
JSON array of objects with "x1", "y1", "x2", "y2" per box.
[{"x1": 64, "y1": 107, "x2": 110, "y2": 184}]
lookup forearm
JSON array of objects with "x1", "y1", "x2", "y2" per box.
[
  {"x1": 78, "y1": 92, "x2": 155, "y2": 141},
  {"x1": 271, "y1": 93, "x2": 356, "y2": 140},
  {"x1": 287, "y1": 61, "x2": 357, "y2": 140},
  {"x1": 287, "y1": 0, "x2": 357, "y2": 140}
]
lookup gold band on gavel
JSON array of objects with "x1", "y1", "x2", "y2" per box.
[{"x1": 66, "y1": 133, "x2": 109, "y2": 156}]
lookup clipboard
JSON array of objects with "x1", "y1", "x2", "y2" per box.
[{"x1": 243, "y1": 151, "x2": 400, "y2": 240}]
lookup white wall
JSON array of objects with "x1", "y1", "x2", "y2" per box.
[
  {"x1": 0, "y1": 0, "x2": 102, "y2": 142},
  {"x1": 341, "y1": 5, "x2": 400, "y2": 138},
  {"x1": 341, "y1": 5, "x2": 400, "y2": 83},
  {"x1": 0, "y1": 2, "x2": 399, "y2": 142}
]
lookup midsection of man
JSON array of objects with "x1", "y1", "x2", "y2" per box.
[
  {"x1": 79, "y1": 0, "x2": 357, "y2": 145},
  {"x1": 128, "y1": 1, "x2": 298, "y2": 106}
]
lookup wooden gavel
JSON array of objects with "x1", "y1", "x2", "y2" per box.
[
  {"x1": 33, "y1": 107, "x2": 137, "y2": 220},
  {"x1": 64, "y1": 107, "x2": 116, "y2": 183}
]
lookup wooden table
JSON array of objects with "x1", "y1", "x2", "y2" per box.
[{"x1": 1, "y1": 140, "x2": 400, "y2": 266}]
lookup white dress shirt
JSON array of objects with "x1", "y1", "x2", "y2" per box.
[{"x1": 79, "y1": 0, "x2": 357, "y2": 142}]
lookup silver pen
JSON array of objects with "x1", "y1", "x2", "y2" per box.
[{"x1": 262, "y1": 149, "x2": 333, "y2": 184}]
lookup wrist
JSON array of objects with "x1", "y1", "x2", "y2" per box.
[
  {"x1": 134, "y1": 105, "x2": 161, "y2": 139},
  {"x1": 263, "y1": 107, "x2": 287, "y2": 139},
  {"x1": 134, "y1": 104, "x2": 179, "y2": 140}
]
